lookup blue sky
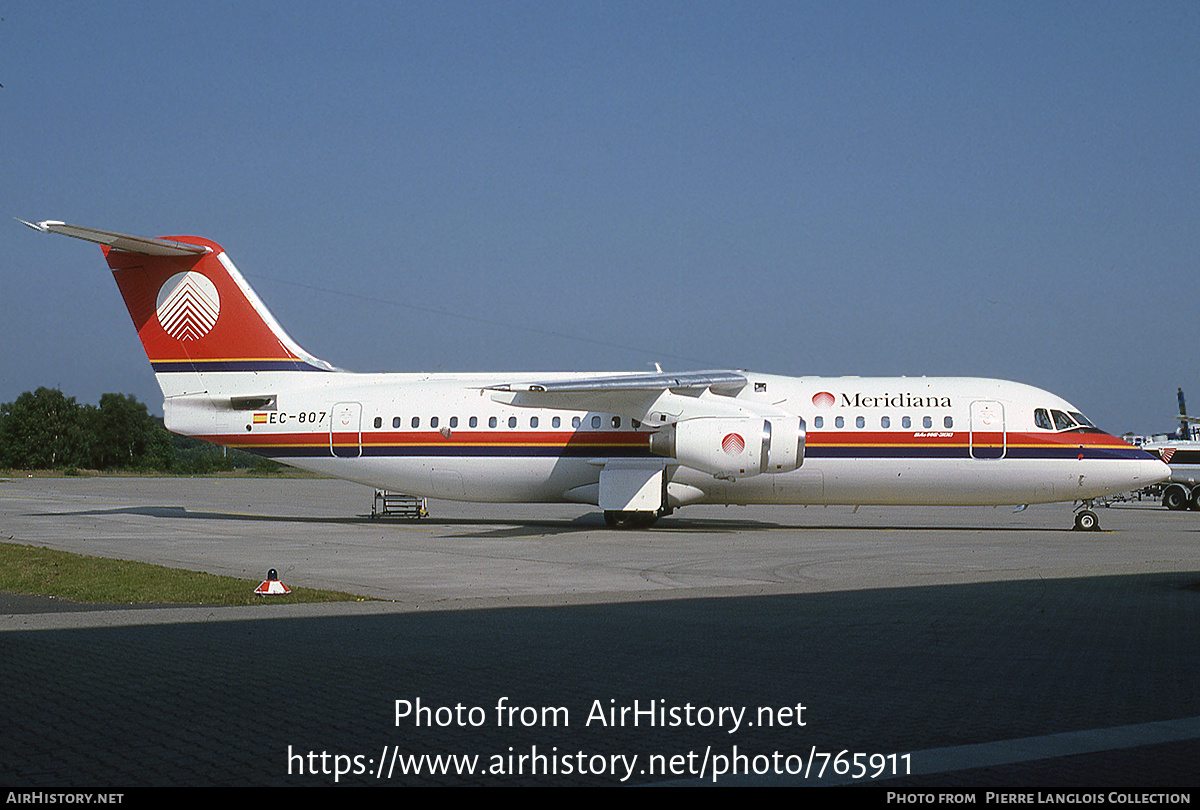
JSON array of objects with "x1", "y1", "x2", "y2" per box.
[{"x1": 4, "y1": 1, "x2": 1197, "y2": 434}]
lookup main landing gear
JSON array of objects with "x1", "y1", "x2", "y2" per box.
[{"x1": 1073, "y1": 501, "x2": 1101, "y2": 532}]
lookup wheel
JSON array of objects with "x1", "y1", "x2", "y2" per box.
[
  {"x1": 1073, "y1": 510, "x2": 1099, "y2": 532},
  {"x1": 1163, "y1": 486, "x2": 1189, "y2": 511},
  {"x1": 1189, "y1": 489, "x2": 1200, "y2": 511}
]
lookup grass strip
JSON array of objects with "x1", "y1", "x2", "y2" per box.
[{"x1": 0, "y1": 541, "x2": 364, "y2": 606}]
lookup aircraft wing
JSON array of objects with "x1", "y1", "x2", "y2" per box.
[
  {"x1": 488, "y1": 370, "x2": 753, "y2": 420},
  {"x1": 489, "y1": 369, "x2": 747, "y2": 394}
]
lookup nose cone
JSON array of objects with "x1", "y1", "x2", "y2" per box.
[
  {"x1": 1077, "y1": 435, "x2": 1172, "y2": 500},
  {"x1": 1115, "y1": 441, "x2": 1171, "y2": 489},
  {"x1": 1144, "y1": 455, "x2": 1172, "y2": 485}
]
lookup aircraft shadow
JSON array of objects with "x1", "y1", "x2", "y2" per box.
[
  {"x1": 28, "y1": 506, "x2": 1143, "y2": 537},
  {"x1": 434, "y1": 513, "x2": 790, "y2": 539},
  {"x1": 33, "y1": 506, "x2": 369, "y2": 525},
  {"x1": 30, "y1": 505, "x2": 783, "y2": 537}
]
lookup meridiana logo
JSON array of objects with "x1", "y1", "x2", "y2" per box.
[
  {"x1": 811, "y1": 390, "x2": 952, "y2": 408},
  {"x1": 721, "y1": 433, "x2": 745, "y2": 455},
  {"x1": 156, "y1": 272, "x2": 220, "y2": 341}
]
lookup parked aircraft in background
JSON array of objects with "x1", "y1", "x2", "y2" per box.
[
  {"x1": 1138, "y1": 439, "x2": 1200, "y2": 511},
  {"x1": 24, "y1": 220, "x2": 1168, "y2": 530},
  {"x1": 1123, "y1": 389, "x2": 1200, "y2": 510},
  {"x1": 1129, "y1": 390, "x2": 1200, "y2": 510}
]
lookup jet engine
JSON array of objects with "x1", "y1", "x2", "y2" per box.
[{"x1": 649, "y1": 416, "x2": 805, "y2": 479}]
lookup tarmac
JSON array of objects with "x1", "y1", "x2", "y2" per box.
[{"x1": 1, "y1": 476, "x2": 1198, "y2": 786}]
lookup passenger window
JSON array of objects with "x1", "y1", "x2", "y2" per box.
[
  {"x1": 632, "y1": 419, "x2": 641, "y2": 429},
  {"x1": 881, "y1": 416, "x2": 890, "y2": 428},
  {"x1": 508, "y1": 416, "x2": 517, "y2": 428},
  {"x1": 489, "y1": 416, "x2": 497, "y2": 428},
  {"x1": 923, "y1": 416, "x2": 932, "y2": 429},
  {"x1": 1035, "y1": 409, "x2": 1052, "y2": 430},
  {"x1": 430, "y1": 416, "x2": 439, "y2": 428},
  {"x1": 902, "y1": 416, "x2": 911, "y2": 429},
  {"x1": 944, "y1": 416, "x2": 953, "y2": 429},
  {"x1": 573, "y1": 416, "x2": 581, "y2": 428},
  {"x1": 552, "y1": 416, "x2": 561, "y2": 428},
  {"x1": 856, "y1": 416, "x2": 865, "y2": 428},
  {"x1": 835, "y1": 416, "x2": 844, "y2": 429},
  {"x1": 393, "y1": 417, "x2": 401, "y2": 429},
  {"x1": 1052, "y1": 410, "x2": 1074, "y2": 430},
  {"x1": 450, "y1": 416, "x2": 458, "y2": 428},
  {"x1": 469, "y1": 416, "x2": 478, "y2": 428},
  {"x1": 612, "y1": 416, "x2": 621, "y2": 428},
  {"x1": 530, "y1": 416, "x2": 539, "y2": 428},
  {"x1": 592, "y1": 416, "x2": 602, "y2": 429},
  {"x1": 374, "y1": 416, "x2": 382, "y2": 429},
  {"x1": 411, "y1": 417, "x2": 420, "y2": 429},
  {"x1": 814, "y1": 416, "x2": 823, "y2": 429}
]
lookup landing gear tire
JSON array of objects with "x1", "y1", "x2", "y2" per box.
[
  {"x1": 1163, "y1": 486, "x2": 1189, "y2": 511},
  {"x1": 1073, "y1": 509, "x2": 1099, "y2": 532},
  {"x1": 603, "y1": 510, "x2": 659, "y2": 529}
]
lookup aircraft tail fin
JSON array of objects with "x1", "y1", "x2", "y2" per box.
[{"x1": 23, "y1": 220, "x2": 338, "y2": 397}]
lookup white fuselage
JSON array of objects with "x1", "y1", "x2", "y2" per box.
[{"x1": 164, "y1": 370, "x2": 1167, "y2": 508}]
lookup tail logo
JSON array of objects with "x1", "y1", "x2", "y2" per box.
[{"x1": 156, "y1": 272, "x2": 220, "y2": 341}]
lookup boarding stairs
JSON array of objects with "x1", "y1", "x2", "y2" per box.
[{"x1": 371, "y1": 490, "x2": 428, "y2": 519}]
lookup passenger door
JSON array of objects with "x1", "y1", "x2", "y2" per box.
[
  {"x1": 969, "y1": 400, "x2": 1006, "y2": 460},
  {"x1": 330, "y1": 402, "x2": 362, "y2": 458}
]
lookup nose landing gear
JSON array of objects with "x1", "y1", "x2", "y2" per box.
[{"x1": 1073, "y1": 501, "x2": 1101, "y2": 531}]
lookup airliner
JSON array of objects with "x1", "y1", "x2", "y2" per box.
[{"x1": 23, "y1": 220, "x2": 1168, "y2": 531}]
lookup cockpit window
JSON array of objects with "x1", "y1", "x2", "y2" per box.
[
  {"x1": 1034, "y1": 408, "x2": 1052, "y2": 430},
  {"x1": 1069, "y1": 412, "x2": 1094, "y2": 428},
  {"x1": 1052, "y1": 410, "x2": 1075, "y2": 430}
]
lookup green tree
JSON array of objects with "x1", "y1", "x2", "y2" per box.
[
  {"x1": 1, "y1": 388, "x2": 280, "y2": 473},
  {"x1": 0, "y1": 387, "x2": 88, "y2": 469},
  {"x1": 83, "y1": 393, "x2": 173, "y2": 471}
]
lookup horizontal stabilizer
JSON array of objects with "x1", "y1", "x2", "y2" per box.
[{"x1": 19, "y1": 219, "x2": 211, "y2": 257}]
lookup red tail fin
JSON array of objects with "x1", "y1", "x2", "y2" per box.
[
  {"x1": 103, "y1": 236, "x2": 331, "y2": 374},
  {"x1": 24, "y1": 221, "x2": 336, "y2": 386}
]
